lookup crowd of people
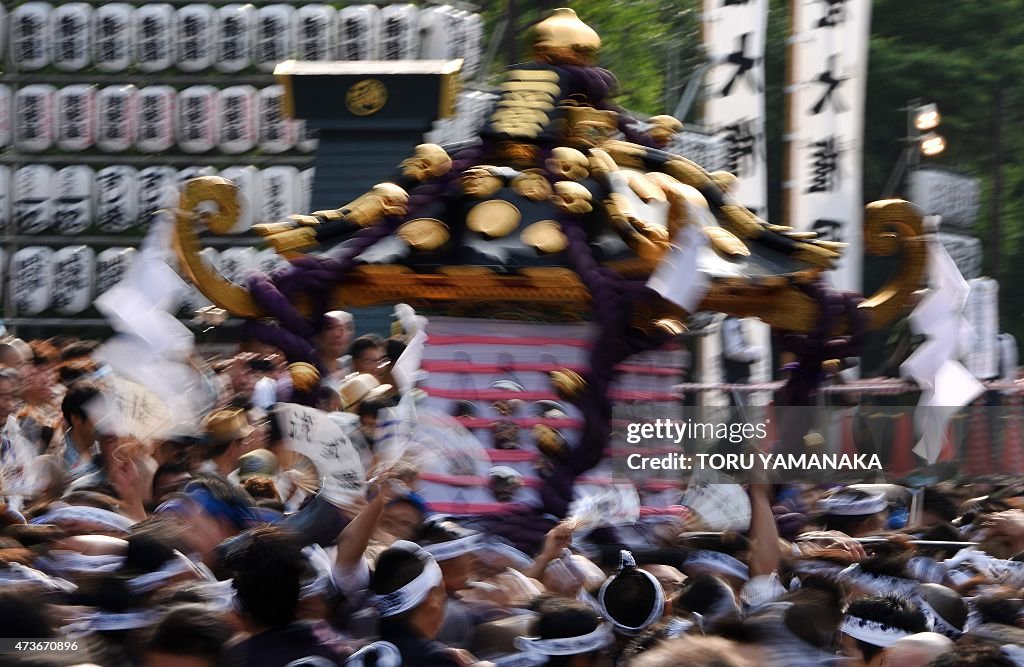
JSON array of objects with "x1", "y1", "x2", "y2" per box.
[{"x1": 3, "y1": 313, "x2": 1024, "y2": 667}]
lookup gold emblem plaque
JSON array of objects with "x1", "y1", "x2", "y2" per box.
[{"x1": 346, "y1": 79, "x2": 388, "y2": 116}]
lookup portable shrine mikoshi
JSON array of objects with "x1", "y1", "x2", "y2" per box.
[{"x1": 173, "y1": 9, "x2": 928, "y2": 519}]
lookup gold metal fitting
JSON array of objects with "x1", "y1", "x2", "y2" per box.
[{"x1": 533, "y1": 8, "x2": 601, "y2": 66}]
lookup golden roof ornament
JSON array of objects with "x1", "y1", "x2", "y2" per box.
[{"x1": 533, "y1": 8, "x2": 601, "y2": 66}]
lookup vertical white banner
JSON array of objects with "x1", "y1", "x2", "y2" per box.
[
  {"x1": 787, "y1": 0, "x2": 872, "y2": 292},
  {"x1": 702, "y1": 0, "x2": 769, "y2": 219},
  {"x1": 702, "y1": 0, "x2": 772, "y2": 396}
]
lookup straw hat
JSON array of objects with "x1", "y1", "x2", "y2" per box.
[
  {"x1": 338, "y1": 373, "x2": 392, "y2": 412},
  {"x1": 203, "y1": 408, "x2": 254, "y2": 445}
]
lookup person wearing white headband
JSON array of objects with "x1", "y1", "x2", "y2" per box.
[
  {"x1": 597, "y1": 550, "x2": 665, "y2": 636},
  {"x1": 818, "y1": 489, "x2": 889, "y2": 538},
  {"x1": 838, "y1": 594, "x2": 929, "y2": 667},
  {"x1": 514, "y1": 596, "x2": 614, "y2": 667},
  {"x1": 370, "y1": 540, "x2": 472, "y2": 667}
]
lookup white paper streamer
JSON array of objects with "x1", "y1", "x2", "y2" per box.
[
  {"x1": 175, "y1": 4, "x2": 215, "y2": 72},
  {"x1": 92, "y1": 3, "x2": 133, "y2": 73},
  {"x1": 14, "y1": 85, "x2": 56, "y2": 153},
  {"x1": 95, "y1": 165, "x2": 139, "y2": 232},
  {"x1": 218, "y1": 86, "x2": 258, "y2": 155},
  {"x1": 51, "y1": 3, "x2": 92, "y2": 72},
  {"x1": 14, "y1": 165, "x2": 55, "y2": 234},
  {"x1": 0, "y1": 166, "x2": 10, "y2": 233},
  {"x1": 215, "y1": 4, "x2": 255, "y2": 73},
  {"x1": 254, "y1": 5, "x2": 295, "y2": 73},
  {"x1": 55, "y1": 84, "x2": 97, "y2": 152},
  {"x1": 51, "y1": 246, "x2": 95, "y2": 315},
  {"x1": 10, "y1": 3, "x2": 52, "y2": 71},
  {"x1": 840, "y1": 615, "x2": 912, "y2": 648},
  {"x1": 133, "y1": 4, "x2": 174, "y2": 72},
  {"x1": 53, "y1": 165, "x2": 95, "y2": 235},
  {"x1": 136, "y1": 85, "x2": 177, "y2": 153},
  {"x1": 96, "y1": 85, "x2": 137, "y2": 153}
]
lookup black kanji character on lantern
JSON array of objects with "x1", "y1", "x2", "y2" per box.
[
  {"x1": 812, "y1": 219, "x2": 843, "y2": 242},
  {"x1": 810, "y1": 55, "x2": 847, "y2": 115},
  {"x1": 806, "y1": 137, "x2": 840, "y2": 194},
  {"x1": 720, "y1": 32, "x2": 761, "y2": 97},
  {"x1": 817, "y1": 0, "x2": 849, "y2": 28},
  {"x1": 719, "y1": 119, "x2": 761, "y2": 178}
]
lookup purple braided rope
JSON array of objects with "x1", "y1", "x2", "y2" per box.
[{"x1": 243, "y1": 145, "x2": 486, "y2": 395}]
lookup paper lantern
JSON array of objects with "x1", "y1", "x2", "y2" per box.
[
  {"x1": 138, "y1": 165, "x2": 179, "y2": 222},
  {"x1": 254, "y1": 5, "x2": 295, "y2": 73},
  {"x1": 136, "y1": 86, "x2": 176, "y2": 153},
  {"x1": 133, "y1": 4, "x2": 175, "y2": 73},
  {"x1": 177, "y1": 166, "x2": 218, "y2": 186},
  {"x1": 294, "y1": 120, "x2": 319, "y2": 154},
  {"x1": 51, "y1": 246, "x2": 95, "y2": 315},
  {"x1": 96, "y1": 247, "x2": 136, "y2": 295},
  {"x1": 53, "y1": 165, "x2": 95, "y2": 235},
  {"x1": 336, "y1": 5, "x2": 379, "y2": 61},
  {"x1": 55, "y1": 85, "x2": 97, "y2": 152},
  {"x1": 0, "y1": 166, "x2": 10, "y2": 232},
  {"x1": 379, "y1": 4, "x2": 420, "y2": 61},
  {"x1": 13, "y1": 85, "x2": 56, "y2": 153},
  {"x1": 176, "y1": 85, "x2": 219, "y2": 154},
  {"x1": 175, "y1": 4, "x2": 215, "y2": 73},
  {"x1": 256, "y1": 85, "x2": 295, "y2": 154},
  {"x1": 13, "y1": 165, "x2": 55, "y2": 234},
  {"x1": 260, "y1": 166, "x2": 299, "y2": 224},
  {"x1": 300, "y1": 167, "x2": 315, "y2": 215},
  {"x1": 217, "y1": 86, "x2": 257, "y2": 155},
  {"x1": 95, "y1": 165, "x2": 138, "y2": 232},
  {"x1": 219, "y1": 165, "x2": 261, "y2": 232},
  {"x1": 9, "y1": 3, "x2": 52, "y2": 71},
  {"x1": 219, "y1": 247, "x2": 256, "y2": 286},
  {"x1": 215, "y1": 4, "x2": 255, "y2": 74},
  {"x1": 0, "y1": 85, "x2": 11, "y2": 150},
  {"x1": 255, "y1": 247, "x2": 286, "y2": 274},
  {"x1": 51, "y1": 3, "x2": 92, "y2": 72},
  {"x1": 418, "y1": 6, "x2": 453, "y2": 60},
  {"x1": 92, "y1": 3, "x2": 133, "y2": 73},
  {"x1": 11, "y1": 247, "x2": 53, "y2": 315},
  {"x1": 96, "y1": 84, "x2": 137, "y2": 153},
  {"x1": 295, "y1": 5, "x2": 336, "y2": 62}
]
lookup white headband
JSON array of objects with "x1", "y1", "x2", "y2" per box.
[
  {"x1": 597, "y1": 550, "x2": 666, "y2": 634},
  {"x1": 792, "y1": 559, "x2": 845, "y2": 580},
  {"x1": 1, "y1": 563, "x2": 77, "y2": 593},
  {"x1": 685, "y1": 550, "x2": 750, "y2": 581},
  {"x1": 514, "y1": 624, "x2": 615, "y2": 657},
  {"x1": 373, "y1": 541, "x2": 443, "y2": 617},
  {"x1": 127, "y1": 553, "x2": 196, "y2": 594},
  {"x1": 301, "y1": 545, "x2": 336, "y2": 600},
  {"x1": 46, "y1": 551, "x2": 125, "y2": 573},
  {"x1": 838, "y1": 564, "x2": 919, "y2": 597},
  {"x1": 840, "y1": 615, "x2": 912, "y2": 648},
  {"x1": 346, "y1": 641, "x2": 403, "y2": 667},
  {"x1": 32, "y1": 505, "x2": 135, "y2": 532},
  {"x1": 819, "y1": 493, "x2": 887, "y2": 516},
  {"x1": 422, "y1": 534, "x2": 481, "y2": 562},
  {"x1": 64, "y1": 610, "x2": 163, "y2": 636}
]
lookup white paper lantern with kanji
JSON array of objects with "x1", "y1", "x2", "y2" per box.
[
  {"x1": 13, "y1": 165, "x2": 55, "y2": 234},
  {"x1": 95, "y1": 165, "x2": 139, "y2": 233},
  {"x1": 92, "y1": 3, "x2": 133, "y2": 73},
  {"x1": 51, "y1": 246, "x2": 95, "y2": 315},
  {"x1": 53, "y1": 165, "x2": 95, "y2": 235},
  {"x1": 55, "y1": 84, "x2": 97, "y2": 152},
  {"x1": 133, "y1": 4, "x2": 175, "y2": 73},
  {"x1": 12, "y1": 247, "x2": 53, "y2": 315}
]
